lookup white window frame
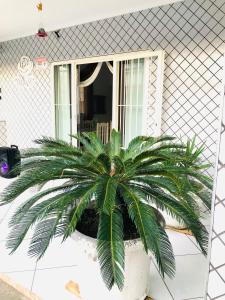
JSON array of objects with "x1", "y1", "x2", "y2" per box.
[{"x1": 51, "y1": 49, "x2": 165, "y2": 142}]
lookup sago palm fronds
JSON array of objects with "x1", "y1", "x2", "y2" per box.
[{"x1": 0, "y1": 130, "x2": 212, "y2": 290}]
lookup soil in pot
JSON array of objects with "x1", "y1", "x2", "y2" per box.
[{"x1": 76, "y1": 207, "x2": 140, "y2": 240}]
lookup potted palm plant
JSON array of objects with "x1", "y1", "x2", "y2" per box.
[
  {"x1": 157, "y1": 137, "x2": 212, "y2": 229},
  {"x1": 0, "y1": 130, "x2": 212, "y2": 300}
]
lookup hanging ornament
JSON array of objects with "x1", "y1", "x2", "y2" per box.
[
  {"x1": 34, "y1": 56, "x2": 49, "y2": 70},
  {"x1": 36, "y1": 2, "x2": 43, "y2": 11},
  {"x1": 37, "y1": 28, "x2": 47, "y2": 38},
  {"x1": 36, "y1": 2, "x2": 48, "y2": 38}
]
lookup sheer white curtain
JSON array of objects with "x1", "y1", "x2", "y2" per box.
[
  {"x1": 54, "y1": 65, "x2": 71, "y2": 142},
  {"x1": 79, "y1": 63, "x2": 102, "y2": 87},
  {"x1": 118, "y1": 58, "x2": 145, "y2": 147}
]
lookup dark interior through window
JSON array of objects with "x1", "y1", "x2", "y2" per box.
[{"x1": 77, "y1": 62, "x2": 113, "y2": 143}]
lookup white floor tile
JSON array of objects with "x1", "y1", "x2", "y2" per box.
[
  {"x1": 0, "y1": 178, "x2": 18, "y2": 220},
  {"x1": 0, "y1": 181, "x2": 211, "y2": 300},
  {"x1": 185, "y1": 226, "x2": 211, "y2": 254},
  {"x1": 148, "y1": 262, "x2": 173, "y2": 300},
  {"x1": 0, "y1": 204, "x2": 23, "y2": 242},
  {"x1": 165, "y1": 254, "x2": 208, "y2": 300},
  {"x1": 0, "y1": 216, "x2": 11, "y2": 241},
  {"x1": 0, "y1": 217, "x2": 35, "y2": 243},
  {"x1": 37, "y1": 238, "x2": 80, "y2": 269},
  {"x1": 0, "y1": 239, "x2": 37, "y2": 272},
  {"x1": 166, "y1": 230, "x2": 201, "y2": 255},
  {"x1": 0, "y1": 178, "x2": 12, "y2": 192},
  {"x1": 0, "y1": 200, "x2": 26, "y2": 242},
  {"x1": 185, "y1": 234, "x2": 202, "y2": 250},
  {"x1": 0, "y1": 203, "x2": 13, "y2": 221},
  {"x1": 32, "y1": 267, "x2": 81, "y2": 300},
  {"x1": 182, "y1": 298, "x2": 203, "y2": 300},
  {"x1": 2, "y1": 270, "x2": 35, "y2": 291},
  {"x1": 0, "y1": 197, "x2": 38, "y2": 242}
]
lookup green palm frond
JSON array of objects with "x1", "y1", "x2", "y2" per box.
[
  {"x1": 195, "y1": 189, "x2": 212, "y2": 210},
  {"x1": 71, "y1": 132, "x2": 105, "y2": 157},
  {"x1": 119, "y1": 185, "x2": 175, "y2": 277},
  {"x1": 0, "y1": 130, "x2": 212, "y2": 291},
  {"x1": 28, "y1": 212, "x2": 63, "y2": 258},
  {"x1": 82, "y1": 132, "x2": 105, "y2": 155},
  {"x1": 95, "y1": 153, "x2": 111, "y2": 173},
  {"x1": 107, "y1": 129, "x2": 122, "y2": 157},
  {"x1": 95, "y1": 175, "x2": 118, "y2": 215},
  {"x1": 7, "y1": 189, "x2": 86, "y2": 254},
  {"x1": 97, "y1": 209, "x2": 124, "y2": 290},
  {"x1": 63, "y1": 184, "x2": 96, "y2": 239},
  {"x1": 112, "y1": 156, "x2": 125, "y2": 174},
  {"x1": 119, "y1": 184, "x2": 150, "y2": 251},
  {"x1": 125, "y1": 135, "x2": 176, "y2": 161},
  {"x1": 9, "y1": 183, "x2": 76, "y2": 226},
  {"x1": 34, "y1": 137, "x2": 81, "y2": 156},
  {"x1": 130, "y1": 184, "x2": 208, "y2": 254},
  {"x1": 0, "y1": 167, "x2": 84, "y2": 206}
]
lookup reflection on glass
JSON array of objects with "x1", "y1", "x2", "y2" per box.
[{"x1": 54, "y1": 64, "x2": 72, "y2": 143}]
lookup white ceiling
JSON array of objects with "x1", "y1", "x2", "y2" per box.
[{"x1": 0, "y1": 0, "x2": 182, "y2": 42}]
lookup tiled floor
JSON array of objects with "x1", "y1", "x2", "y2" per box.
[{"x1": 0, "y1": 179, "x2": 209, "y2": 300}]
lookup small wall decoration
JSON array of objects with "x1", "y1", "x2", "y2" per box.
[
  {"x1": 34, "y1": 57, "x2": 49, "y2": 70},
  {"x1": 16, "y1": 56, "x2": 36, "y2": 87},
  {"x1": 36, "y1": 2, "x2": 48, "y2": 38},
  {"x1": 17, "y1": 56, "x2": 34, "y2": 76},
  {"x1": 16, "y1": 55, "x2": 49, "y2": 87}
]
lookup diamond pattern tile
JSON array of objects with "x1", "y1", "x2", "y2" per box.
[
  {"x1": 0, "y1": 121, "x2": 7, "y2": 146},
  {"x1": 0, "y1": 0, "x2": 223, "y2": 170},
  {"x1": 207, "y1": 67, "x2": 225, "y2": 298}
]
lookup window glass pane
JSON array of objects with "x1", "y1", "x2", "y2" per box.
[
  {"x1": 54, "y1": 65, "x2": 71, "y2": 142},
  {"x1": 77, "y1": 62, "x2": 113, "y2": 144},
  {"x1": 118, "y1": 58, "x2": 145, "y2": 147}
]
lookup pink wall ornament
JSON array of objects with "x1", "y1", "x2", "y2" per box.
[{"x1": 34, "y1": 57, "x2": 49, "y2": 70}]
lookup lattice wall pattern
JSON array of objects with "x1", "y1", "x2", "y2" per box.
[
  {"x1": 0, "y1": 121, "x2": 7, "y2": 146},
  {"x1": 207, "y1": 87, "x2": 225, "y2": 300},
  {"x1": 0, "y1": 0, "x2": 224, "y2": 165}
]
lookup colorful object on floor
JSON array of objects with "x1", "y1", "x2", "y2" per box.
[
  {"x1": 0, "y1": 146, "x2": 21, "y2": 179},
  {"x1": 0, "y1": 162, "x2": 9, "y2": 175},
  {"x1": 65, "y1": 281, "x2": 82, "y2": 299},
  {"x1": 166, "y1": 225, "x2": 193, "y2": 236}
]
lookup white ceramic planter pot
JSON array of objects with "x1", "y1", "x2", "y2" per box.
[
  {"x1": 71, "y1": 230, "x2": 151, "y2": 300},
  {"x1": 161, "y1": 197, "x2": 207, "y2": 229},
  {"x1": 162, "y1": 210, "x2": 186, "y2": 229}
]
